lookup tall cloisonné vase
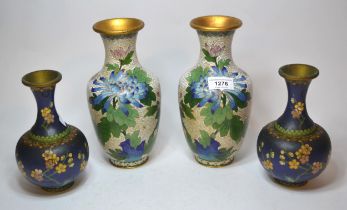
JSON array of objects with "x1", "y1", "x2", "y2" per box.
[
  {"x1": 88, "y1": 18, "x2": 160, "y2": 168},
  {"x1": 16, "y1": 70, "x2": 89, "y2": 191},
  {"x1": 178, "y1": 16, "x2": 252, "y2": 167},
  {"x1": 257, "y1": 64, "x2": 331, "y2": 186}
]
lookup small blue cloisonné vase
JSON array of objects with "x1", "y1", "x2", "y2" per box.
[
  {"x1": 257, "y1": 64, "x2": 331, "y2": 186},
  {"x1": 16, "y1": 70, "x2": 89, "y2": 191}
]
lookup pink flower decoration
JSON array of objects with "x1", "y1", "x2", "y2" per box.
[
  {"x1": 205, "y1": 43, "x2": 225, "y2": 57},
  {"x1": 110, "y1": 46, "x2": 131, "y2": 59}
]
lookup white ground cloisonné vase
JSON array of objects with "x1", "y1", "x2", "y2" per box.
[
  {"x1": 87, "y1": 18, "x2": 160, "y2": 168},
  {"x1": 178, "y1": 16, "x2": 252, "y2": 167}
]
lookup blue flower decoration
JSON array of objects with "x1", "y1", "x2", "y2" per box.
[
  {"x1": 91, "y1": 70, "x2": 148, "y2": 115},
  {"x1": 119, "y1": 139, "x2": 145, "y2": 162},
  {"x1": 190, "y1": 66, "x2": 248, "y2": 113},
  {"x1": 195, "y1": 138, "x2": 221, "y2": 161}
]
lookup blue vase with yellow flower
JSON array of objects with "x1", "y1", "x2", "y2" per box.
[
  {"x1": 16, "y1": 70, "x2": 89, "y2": 191},
  {"x1": 257, "y1": 64, "x2": 331, "y2": 186}
]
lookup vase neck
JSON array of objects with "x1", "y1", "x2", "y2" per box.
[
  {"x1": 197, "y1": 31, "x2": 235, "y2": 66},
  {"x1": 30, "y1": 86, "x2": 67, "y2": 136},
  {"x1": 101, "y1": 33, "x2": 140, "y2": 69},
  {"x1": 276, "y1": 80, "x2": 315, "y2": 131}
]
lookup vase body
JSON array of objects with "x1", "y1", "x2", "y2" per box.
[
  {"x1": 257, "y1": 64, "x2": 331, "y2": 186},
  {"x1": 178, "y1": 16, "x2": 252, "y2": 167},
  {"x1": 16, "y1": 70, "x2": 89, "y2": 191},
  {"x1": 87, "y1": 18, "x2": 160, "y2": 168}
]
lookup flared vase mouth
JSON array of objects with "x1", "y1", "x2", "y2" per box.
[
  {"x1": 279, "y1": 64, "x2": 319, "y2": 81},
  {"x1": 190, "y1": 15, "x2": 242, "y2": 32},
  {"x1": 93, "y1": 18, "x2": 144, "y2": 36},
  {"x1": 22, "y1": 70, "x2": 62, "y2": 88}
]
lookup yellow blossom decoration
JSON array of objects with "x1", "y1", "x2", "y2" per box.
[
  {"x1": 31, "y1": 169, "x2": 43, "y2": 181},
  {"x1": 80, "y1": 160, "x2": 87, "y2": 171},
  {"x1": 288, "y1": 159, "x2": 300, "y2": 170},
  {"x1": 312, "y1": 162, "x2": 323, "y2": 174},
  {"x1": 295, "y1": 102, "x2": 305, "y2": 112},
  {"x1": 42, "y1": 150, "x2": 59, "y2": 169},
  {"x1": 41, "y1": 107, "x2": 54, "y2": 124},
  {"x1": 55, "y1": 163, "x2": 67, "y2": 174},
  {"x1": 262, "y1": 160, "x2": 273, "y2": 170}
]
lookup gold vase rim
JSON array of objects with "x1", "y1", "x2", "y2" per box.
[
  {"x1": 190, "y1": 15, "x2": 242, "y2": 32},
  {"x1": 279, "y1": 64, "x2": 319, "y2": 81},
  {"x1": 93, "y1": 18, "x2": 144, "y2": 36},
  {"x1": 22, "y1": 70, "x2": 62, "y2": 88}
]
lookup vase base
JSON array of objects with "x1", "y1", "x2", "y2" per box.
[
  {"x1": 272, "y1": 177, "x2": 308, "y2": 187},
  {"x1": 194, "y1": 155, "x2": 234, "y2": 168},
  {"x1": 41, "y1": 181, "x2": 74, "y2": 192},
  {"x1": 109, "y1": 156, "x2": 149, "y2": 169}
]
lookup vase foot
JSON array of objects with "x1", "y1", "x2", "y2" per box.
[
  {"x1": 194, "y1": 155, "x2": 234, "y2": 168},
  {"x1": 272, "y1": 177, "x2": 308, "y2": 187},
  {"x1": 109, "y1": 156, "x2": 149, "y2": 169},
  {"x1": 41, "y1": 181, "x2": 74, "y2": 192}
]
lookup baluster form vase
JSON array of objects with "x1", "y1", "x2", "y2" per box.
[
  {"x1": 16, "y1": 70, "x2": 89, "y2": 191},
  {"x1": 257, "y1": 64, "x2": 331, "y2": 186},
  {"x1": 88, "y1": 18, "x2": 160, "y2": 168},
  {"x1": 178, "y1": 16, "x2": 252, "y2": 167}
]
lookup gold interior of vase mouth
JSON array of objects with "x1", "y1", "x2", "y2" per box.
[
  {"x1": 93, "y1": 18, "x2": 144, "y2": 36},
  {"x1": 22, "y1": 70, "x2": 62, "y2": 88},
  {"x1": 190, "y1": 15, "x2": 242, "y2": 32},
  {"x1": 279, "y1": 64, "x2": 319, "y2": 80}
]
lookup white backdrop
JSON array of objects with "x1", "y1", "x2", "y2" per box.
[{"x1": 0, "y1": 0, "x2": 346, "y2": 209}]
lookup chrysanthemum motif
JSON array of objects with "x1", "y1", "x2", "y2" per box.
[
  {"x1": 91, "y1": 70, "x2": 148, "y2": 115},
  {"x1": 191, "y1": 67, "x2": 248, "y2": 113}
]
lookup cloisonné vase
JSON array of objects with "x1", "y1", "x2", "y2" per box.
[
  {"x1": 257, "y1": 64, "x2": 331, "y2": 186},
  {"x1": 88, "y1": 18, "x2": 160, "y2": 168},
  {"x1": 178, "y1": 16, "x2": 252, "y2": 167},
  {"x1": 16, "y1": 70, "x2": 89, "y2": 191}
]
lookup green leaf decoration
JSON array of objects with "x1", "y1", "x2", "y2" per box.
[
  {"x1": 128, "y1": 67, "x2": 152, "y2": 83},
  {"x1": 180, "y1": 101, "x2": 195, "y2": 119},
  {"x1": 199, "y1": 130, "x2": 211, "y2": 148},
  {"x1": 108, "y1": 105, "x2": 139, "y2": 127},
  {"x1": 202, "y1": 49, "x2": 217, "y2": 63},
  {"x1": 217, "y1": 59, "x2": 231, "y2": 70},
  {"x1": 106, "y1": 63, "x2": 120, "y2": 72},
  {"x1": 140, "y1": 86, "x2": 156, "y2": 106},
  {"x1": 186, "y1": 66, "x2": 209, "y2": 83},
  {"x1": 126, "y1": 130, "x2": 142, "y2": 148},
  {"x1": 219, "y1": 120, "x2": 230, "y2": 137},
  {"x1": 120, "y1": 51, "x2": 134, "y2": 66},
  {"x1": 200, "y1": 104, "x2": 225, "y2": 126},
  {"x1": 107, "y1": 149, "x2": 126, "y2": 160},
  {"x1": 96, "y1": 117, "x2": 126, "y2": 145},
  {"x1": 183, "y1": 86, "x2": 201, "y2": 108},
  {"x1": 229, "y1": 115, "x2": 246, "y2": 142},
  {"x1": 145, "y1": 105, "x2": 158, "y2": 117}
]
